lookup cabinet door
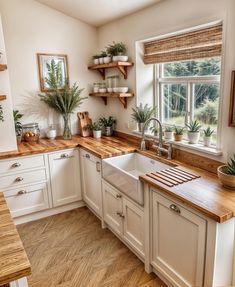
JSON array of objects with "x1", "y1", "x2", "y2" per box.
[
  {"x1": 102, "y1": 181, "x2": 123, "y2": 236},
  {"x1": 152, "y1": 191, "x2": 206, "y2": 287},
  {"x1": 80, "y1": 150, "x2": 102, "y2": 216},
  {"x1": 48, "y1": 149, "x2": 82, "y2": 207},
  {"x1": 123, "y1": 197, "x2": 145, "y2": 257}
]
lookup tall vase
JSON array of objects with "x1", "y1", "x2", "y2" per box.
[{"x1": 62, "y1": 113, "x2": 72, "y2": 140}]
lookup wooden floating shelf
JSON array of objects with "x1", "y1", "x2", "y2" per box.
[
  {"x1": 89, "y1": 92, "x2": 134, "y2": 108},
  {"x1": 0, "y1": 64, "x2": 7, "y2": 71},
  {"x1": 0, "y1": 95, "x2": 6, "y2": 101},
  {"x1": 88, "y1": 61, "x2": 134, "y2": 80}
]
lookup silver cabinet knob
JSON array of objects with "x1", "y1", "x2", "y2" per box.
[
  {"x1": 15, "y1": 176, "x2": 24, "y2": 182},
  {"x1": 116, "y1": 212, "x2": 125, "y2": 218},
  {"x1": 12, "y1": 162, "x2": 21, "y2": 168},
  {"x1": 96, "y1": 162, "x2": 101, "y2": 172},
  {"x1": 17, "y1": 190, "x2": 27, "y2": 195},
  {"x1": 61, "y1": 153, "x2": 69, "y2": 158},
  {"x1": 85, "y1": 154, "x2": 90, "y2": 159},
  {"x1": 170, "y1": 204, "x2": 181, "y2": 214},
  {"x1": 116, "y1": 194, "x2": 122, "y2": 199}
]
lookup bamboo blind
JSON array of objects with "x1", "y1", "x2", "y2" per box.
[{"x1": 144, "y1": 24, "x2": 222, "y2": 64}]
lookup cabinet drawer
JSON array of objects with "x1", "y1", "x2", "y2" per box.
[
  {"x1": 0, "y1": 155, "x2": 45, "y2": 175},
  {"x1": 0, "y1": 169, "x2": 47, "y2": 190},
  {"x1": 80, "y1": 149, "x2": 101, "y2": 164},
  {"x1": 4, "y1": 183, "x2": 50, "y2": 217}
]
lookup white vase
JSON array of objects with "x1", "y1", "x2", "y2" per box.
[
  {"x1": 188, "y1": 131, "x2": 200, "y2": 144},
  {"x1": 164, "y1": 131, "x2": 174, "y2": 140},
  {"x1": 93, "y1": 130, "x2": 102, "y2": 138},
  {"x1": 103, "y1": 56, "x2": 111, "y2": 64},
  {"x1": 93, "y1": 58, "x2": 99, "y2": 65},
  {"x1": 99, "y1": 57, "x2": 104, "y2": 64},
  {"x1": 203, "y1": 136, "x2": 211, "y2": 147}
]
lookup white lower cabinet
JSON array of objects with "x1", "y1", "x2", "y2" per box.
[
  {"x1": 102, "y1": 180, "x2": 145, "y2": 257},
  {"x1": 152, "y1": 191, "x2": 206, "y2": 287},
  {"x1": 48, "y1": 149, "x2": 82, "y2": 207},
  {"x1": 80, "y1": 149, "x2": 102, "y2": 216}
]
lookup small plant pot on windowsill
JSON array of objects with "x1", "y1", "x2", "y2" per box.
[
  {"x1": 174, "y1": 134, "x2": 183, "y2": 142},
  {"x1": 104, "y1": 126, "x2": 113, "y2": 136},
  {"x1": 93, "y1": 130, "x2": 102, "y2": 139},
  {"x1": 203, "y1": 136, "x2": 211, "y2": 147},
  {"x1": 217, "y1": 165, "x2": 235, "y2": 190},
  {"x1": 164, "y1": 131, "x2": 174, "y2": 140},
  {"x1": 187, "y1": 132, "x2": 200, "y2": 144}
]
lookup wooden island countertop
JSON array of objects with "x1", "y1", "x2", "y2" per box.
[{"x1": 0, "y1": 192, "x2": 31, "y2": 285}]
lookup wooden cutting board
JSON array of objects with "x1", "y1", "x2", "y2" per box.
[{"x1": 77, "y1": 111, "x2": 92, "y2": 137}]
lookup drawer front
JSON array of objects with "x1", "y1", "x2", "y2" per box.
[
  {"x1": 0, "y1": 155, "x2": 45, "y2": 175},
  {"x1": 4, "y1": 183, "x2": 50, "y2": 217},
  {"x1": 0, "y1": 169, "x2": 47, "y2": 190},
  {"x1": 80, "y1": 148, "x2": 101, "y2": 164}
]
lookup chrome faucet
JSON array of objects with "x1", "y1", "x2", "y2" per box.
[{"x1": 140, "y1": 117, "x2": 172, "y2": 160}]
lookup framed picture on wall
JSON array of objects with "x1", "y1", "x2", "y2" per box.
[
  {"x1": 37, "y1": 53, "x2": 69, "y2": 92},
  {"x1": 229, "y1": 70, "x2": 235, "y2": 127}
]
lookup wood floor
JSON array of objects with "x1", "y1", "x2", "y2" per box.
[{"x1": 17, "y1": 207, "x2": 167, "y2": 287}]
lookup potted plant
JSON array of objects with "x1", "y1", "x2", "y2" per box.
[
  {"x1": 174, "y1": 126, "x2": 185, "y2": 141},
  {"x1": 99, "y1": 51, "x2": 108, "y2": 64},
  {"x1": 86, "y1": 121, "x2": 103, "y2": 138},
  {"x1": 93, "y1": 54, "x2": 100, "y2": 65},
  {"x1": 186, "y1": 120, "x2": 201, "y2": 144},
  {"x1": 131, "y1": 103, "x2": 155, "y2": 132},
  {"x1": 218, "y1": 155, "x2": 235, "y2": 189},
  {"x1": 39, "y1": 60, "x2": 86, "y2": 140},
  {"x1": 150, "y1": 126, "x2": 158, "y2": 136},
  {"x1": 107, "y1": 42, "x2": 128, "y2": 62},
  {"x1": 13, "y1": 110, "x2": 23, "y2": 144},
  {"x1": 164, "y1": 127, "x2": 174, "y2": 140},
  {"x1": 203, "y1": 127, "x2": 214, "y2": 147},
  {"x1": 99, "y1": 116, "x2": 116, "y2": 136},
  {"x1": 0, "y1": 104, "x2": 3, "y2": 122}
]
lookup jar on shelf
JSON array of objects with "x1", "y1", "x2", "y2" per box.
[
  {"x1": 99, "y1": 82, "x2": 107, "y2": 93},
  {"x1": 93, "y1": 83, "x2": 100, "y2": 93},
  {"x1": 112, "y1": 75, "x2": 120, "y2": 88},
  {"x1": 22, "y1": 123, "x2": 40, "y2": 143}
]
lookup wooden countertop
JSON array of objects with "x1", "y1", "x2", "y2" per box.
[{"x1": 0, "y1": 193, "x2": 31, "y2": 285}]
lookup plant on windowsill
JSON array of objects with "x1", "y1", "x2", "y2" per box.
[
  {"x1": 150, "y1": 126, "x2": 158, "y2": 137},
  {"x1": 173, "y1": 126, "x2": 185, "y2": 142},
  {"x1": 203, "y1": 127, "x2": 214, "y2": 147},
  {"x1": 99, "y1": 116, "x2": 116, "y2": 136},
  {"x1": 164, "y1": 127, "x2": 174, "y2": 140},
  {"x1": 13, "y1": 110, "x2": 23, "y2": 145},
  {"x1": 131, "y1": 103, "x2": 155, "y2": 132},
  {"x1": 39, "y1": 60, "x2": 86, "y2": 140},
  {"x1": 86, "y1": 121, "x2": 103, "y2": 139},
  {"x1": 186, "y1": 120, "x2": 201, "y2": 144},
  {"x1": 106, "y1": 42, "x2": 128, "y2": 62},
  {"x1": 217, "y1": 155, "x2": 235, "y2": 190}
]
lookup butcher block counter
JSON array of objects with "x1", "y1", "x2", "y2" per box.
[{"x1": 0, "y1": 192, "x2": 31, "y2": 285}]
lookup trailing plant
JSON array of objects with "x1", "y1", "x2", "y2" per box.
[
  {"x1": 106, "y1": 42, "x2": 127, "y2": 56},
  {"x1": 224, "y1": 155, "x2": 235, "y2": 176},
  {"x1": 86, "y1": 121, "x2": 103, "y2": 131},
  {"x1": 165, "y1": 127, "x2": 173, "y2": 132},
  {"x1": 174, "y1": 126, "x2": 185, "y2": 135},
  {"x1": 186, "y1": 120, "x2": 202, "y2": 132},
  {"x1": 0, "y1": 104, "x2": 4, "y2": 122},
  {"x1": 203, "y1": 127, "x2": 214, "y2": 137},
  {"x1": 131, "y1": 103, "x2": 155, "y2": 123},
  {"x1": 13, "y1": 110, "x2": 23, "y2": 136},
  {"x1": 99, "y1": 116, "x2": 116, "y2": 127}
]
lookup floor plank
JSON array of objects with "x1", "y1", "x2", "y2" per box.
[{"x1": 17, "y1": 207, "x2": 166, "y2": 287}]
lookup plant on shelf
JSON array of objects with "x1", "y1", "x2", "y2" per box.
[
  {"x1": 106, "y1": 41, "x2": 128, "y2": 61},
  {"x1": 86, "y1": 121, "x2": 103, "y2": 139},
  {"x1": 186, "y1": 120, "x2": 202, "y2": 144},
  {"x1": 164, "y1": 126, "x2": 174, "y2": 140},
  {"x1": 174, "y1": 126, "x2": 185, "y2": 142},
  {"x1": 0, "y1": 104, "x2": 4, "y2": 122},
  {"x1": 99, "y1": 116, "x2": 116, "y2": 136},
  {"x1": 93, "y1": 54, "x2": 100, "y2": 65},
  {"x1": 131, "y1": 103, "x2": 155, "y2": 132},
  {"x1": 203, "y1": 127, "x2": 214, "y2": 147},
  {"x1": 39, "y1": 59, "x2": 86, "y2": 140},
  {"x1": 218, "y1": 155, "x2": 235, "y2": 189},
  {"x1": 13, "y1": 110, "x2": 23, "y2": 144}
]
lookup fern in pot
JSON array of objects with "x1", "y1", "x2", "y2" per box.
[
  {"x1": 203, "y1": 127, "x2": 214, "y2": 147},
  {"x1": 99, "y1": 116, "x2": 116, "y2": 136},
  {"x1": 86, "y1": 121, "x2": 103, "y2": 139},
  {"x1": 218, "y1": 155, "x2": 235, "y2": 189},
  {"x1": 186, "y1": 120, "x2": 201, "y2": 144},
  {"x1": 39, "y1": 60, "x2": 86, "y2": 140},
  {"x1": 131, "y1": 103, "x2": 155, "y2": 132}
]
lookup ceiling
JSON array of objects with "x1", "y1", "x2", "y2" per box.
[{"x1": 35, "y1": 0, "x2": 162, "y2": 27}]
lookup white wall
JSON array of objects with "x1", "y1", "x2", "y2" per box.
[
  {"x1": 0, "y1": 0, "x2": 103, "y2": 137},
  {"x1": 97, "y1": 0, "x2": 235, "y2": 162}
]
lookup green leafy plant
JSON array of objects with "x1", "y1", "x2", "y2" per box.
[
  {"x1": 13, "y1": 110, "x2": 23, "y2": 136},
  {"x1": 174, "y1": 126, "x2": 185, "y2": 135},
  {"x1": 186, "y1": 120, "x2": 202, "y2": 132},
  {"x1": 86, "y1": 121, "x2": 103, "y2": 131},
  {"x1": 131, "y1": 103, "x2": 155, "y2": 123},
  {"x1": 224, "y1": 155, "x2": 235, "y2": 176},
  {"x1": 203, "y1": 127, "x2": 214, "y2": 137},
  {"x1": 100, "y1": 51, "x2": 108, "y2": 57},
  {"x1": 165, "y1": 127, "x2": 173, "y2": 132},
  {"x1": 106, "y1": 42, "x2": 127, "y2": 56},
  {"x1": 99, "y1": 116, "x2": 116, "y2": 127},
  {"x1": 0, "y1": 104, "x2": 4, "y2": 122},
  {"x1": 150, "y1": 126, "x2": 158, "y2": 135},
  {"x1": 93, "y1": 54, "x2": 100, "y2": 60}
]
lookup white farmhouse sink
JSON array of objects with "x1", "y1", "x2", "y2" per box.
[{"x1": 102, "y1": 153, "x2": 172, "y2": 205}]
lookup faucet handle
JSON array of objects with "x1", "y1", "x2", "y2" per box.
[{"x1": 140, "y1": 139, "x2": 146, "y2": 151}]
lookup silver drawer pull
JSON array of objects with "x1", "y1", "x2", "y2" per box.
[
  {"x1": 170, "y1": 204, "x2": 181, "y2": 214},
  {"x1": 17, "y1": 190, "x2": 27, "y2": 195},
  {"x1": 116, "y1": 194, "x2": 122, "y2": 199},
  {"x1": 116, "y1": 212, "x2": 125, "y2": 218},
  {"x1": 85, "y1": 154, "x2": 90, "y2": 159},
  {"x1": 61, "y1": 153, "x2": 69, "y2": 158},
  {"x1": 12, "y1": 162, "x2": 21, "y2": 168},
  {"x1": 96, "y1": 162, "x2": 101, "y2": 172},
  {"x1": 15, "y1": 176, "x2": 24, "y2": 182}
]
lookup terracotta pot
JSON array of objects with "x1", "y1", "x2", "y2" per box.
[
  {"x1": 174, "y1": 134, "x2": 183, "y2": 141},
  {"x1": 217, "y1": 165, "x2": 235, "y2": 190}
]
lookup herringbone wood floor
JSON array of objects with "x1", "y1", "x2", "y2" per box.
[{"x1": 17, "y1": 207, "x2": 166, "y2": 287}]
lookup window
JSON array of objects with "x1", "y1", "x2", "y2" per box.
[{"x1": 156, "y1": 57, "x2": 221, "y2": 145}]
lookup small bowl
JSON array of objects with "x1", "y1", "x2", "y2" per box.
[
  {"x1": 103, "y1": 57, "x2": 111, "y2": 64},
  {"x1": 113, "y1": 87, "x2": 119, "y2": 93},
  {"x1": 217, "y1": 165, "x2": 235, "y2": 190},
  {"x1": 107, "y1": 88, "x2": 113, "y2": 93},
  {"x1": 117, "y1": 87, "x2": 128, "y2": 93},
  {"x1": 99, "y1": 88, "x2": 106, "y2": 93}
]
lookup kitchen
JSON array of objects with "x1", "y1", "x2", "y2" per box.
[{"x1": 0, "y1": 0, "x2": 235, "y2": 286}]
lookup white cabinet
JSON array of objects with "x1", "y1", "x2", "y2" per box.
[
  {"x1": 48, "y1": 149, "x2": 82, "y2": 207},
  {"x1": 102, "y1": 180, "x2": 145, "y2": 257},
  {"x1": 152, "y1": 191, "x2": 206, "y2": 287},
  {"x1": 80, "y1": 149, "x2": 102, "y2": 216}
]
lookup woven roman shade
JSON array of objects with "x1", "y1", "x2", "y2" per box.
[{"x1": 144, "y1": 24, "x2": 222, "y2": 64}]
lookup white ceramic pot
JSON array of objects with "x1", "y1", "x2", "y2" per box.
[
  {"x1": 93, "y1": 130, "x2": 102, "y2": 138},
  {"x1": 188, "y1": 131, "x2": 200, "y2": 144},
  {"x1": 164, "y1": 131, "x2": 174, "y2": 140},
  {"x1": 203, "y1": 136, "x2": 211, "y2": 147},
  {"x1": 112, "y1": 55, "x2": 128, "y2": 62},
  {"x1": 103, "y1": 56, "x2": 111, "y2": 64},
  {"x1": 93, "y1": 59, "x2": 99, "y2": 65},
  {"x1": 99, "y1": 88, "x2": 107, "y2": 93},
  {"x1": 46, "y1": 128, "x2": 57, "y2": 140},
  {"x1": 99, "y1": 57, "x2": 104, "y2": 64}
]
